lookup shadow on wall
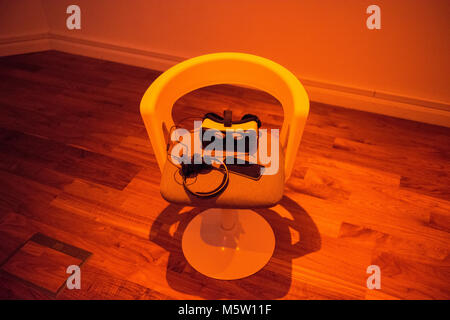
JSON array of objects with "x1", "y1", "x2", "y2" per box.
[{"x1": 149, "y1": 195, "x2": 321, "y2": 299}]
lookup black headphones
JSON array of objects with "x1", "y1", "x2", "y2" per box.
[{"x1": 180, "y1": 154, "x2": 229, "y2": 198}]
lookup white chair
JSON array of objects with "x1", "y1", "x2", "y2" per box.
[{"x1": 141, "y1": 52, "x2": 309, "y2": 279}]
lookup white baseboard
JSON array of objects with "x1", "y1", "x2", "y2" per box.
[
  {"x1": 49, "y1": 33, "x2": 181, "y2": 72},
  {"x1": 1, "y1": 32, "x2": 449, "y2": 128},
  {"x1": 305, "y1": 85, "x2": 450, "y2": 128},
  {"x1": 0, "y1": 33, "x2": 51, "y2": 57}
]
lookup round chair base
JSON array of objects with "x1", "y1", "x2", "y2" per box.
[{"x1": 182, "y1": 208, "x2": 275, "y2": 280}]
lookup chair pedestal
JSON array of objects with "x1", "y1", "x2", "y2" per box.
[{"x1": 182, "y1": 208, "x2": 275, "y2": 280}]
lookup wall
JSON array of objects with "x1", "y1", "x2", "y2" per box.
[
  {"x1": 0, "y1": 0, "x2": 49, "y2": 55},
  {"x1": 1, "y1": 0, "x2": 449, "y2": 126},
  {"x1": 0, "y1": 0, "x2": 48, "y2": 36}
]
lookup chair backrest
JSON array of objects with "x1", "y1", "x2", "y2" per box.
[{"x1": 140, "y1": 52, "x2": 309, "y2": 181}]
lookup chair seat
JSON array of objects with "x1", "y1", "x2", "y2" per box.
[{"x1": 160, "y1": 148, "x2": 285, "y2": 209}]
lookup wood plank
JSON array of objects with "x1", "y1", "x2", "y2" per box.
[
  {"x1": 1, "y1": 241, "x2": 82, "y2": 294},
  {"x1": 0, "y1": 128, "x2": 142, "y2": 190}
]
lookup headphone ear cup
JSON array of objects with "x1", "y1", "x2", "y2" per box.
[
  {"x1": 241, "y1": 114, "x2": 262, "y2": 128},
  {"x1": 180, "y1": 162, "x2": 192, "y2": 177}
]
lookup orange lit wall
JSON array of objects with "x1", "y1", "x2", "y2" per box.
[
  {"x1": 0, "y1": 0, "x2": 48, "y2": 36},
  {"x1": 40, "y1": 0, "x2": 449, "y2": 107}
]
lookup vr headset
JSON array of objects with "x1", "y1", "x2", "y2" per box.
[
  {"x1": 201, "y1": 110, "x2": 261, "y2": 154},
  {"x1": 177, "y1": 110, "x2": 263, "y2": 197}
]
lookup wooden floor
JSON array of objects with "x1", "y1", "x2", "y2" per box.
[{"x1": 0, "y1": 51, "x2": 448, "y2": 300}]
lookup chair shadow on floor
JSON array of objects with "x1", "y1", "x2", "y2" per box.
[{"x1": 149, "y1": 195, "x2": 321, "y2": 299}]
